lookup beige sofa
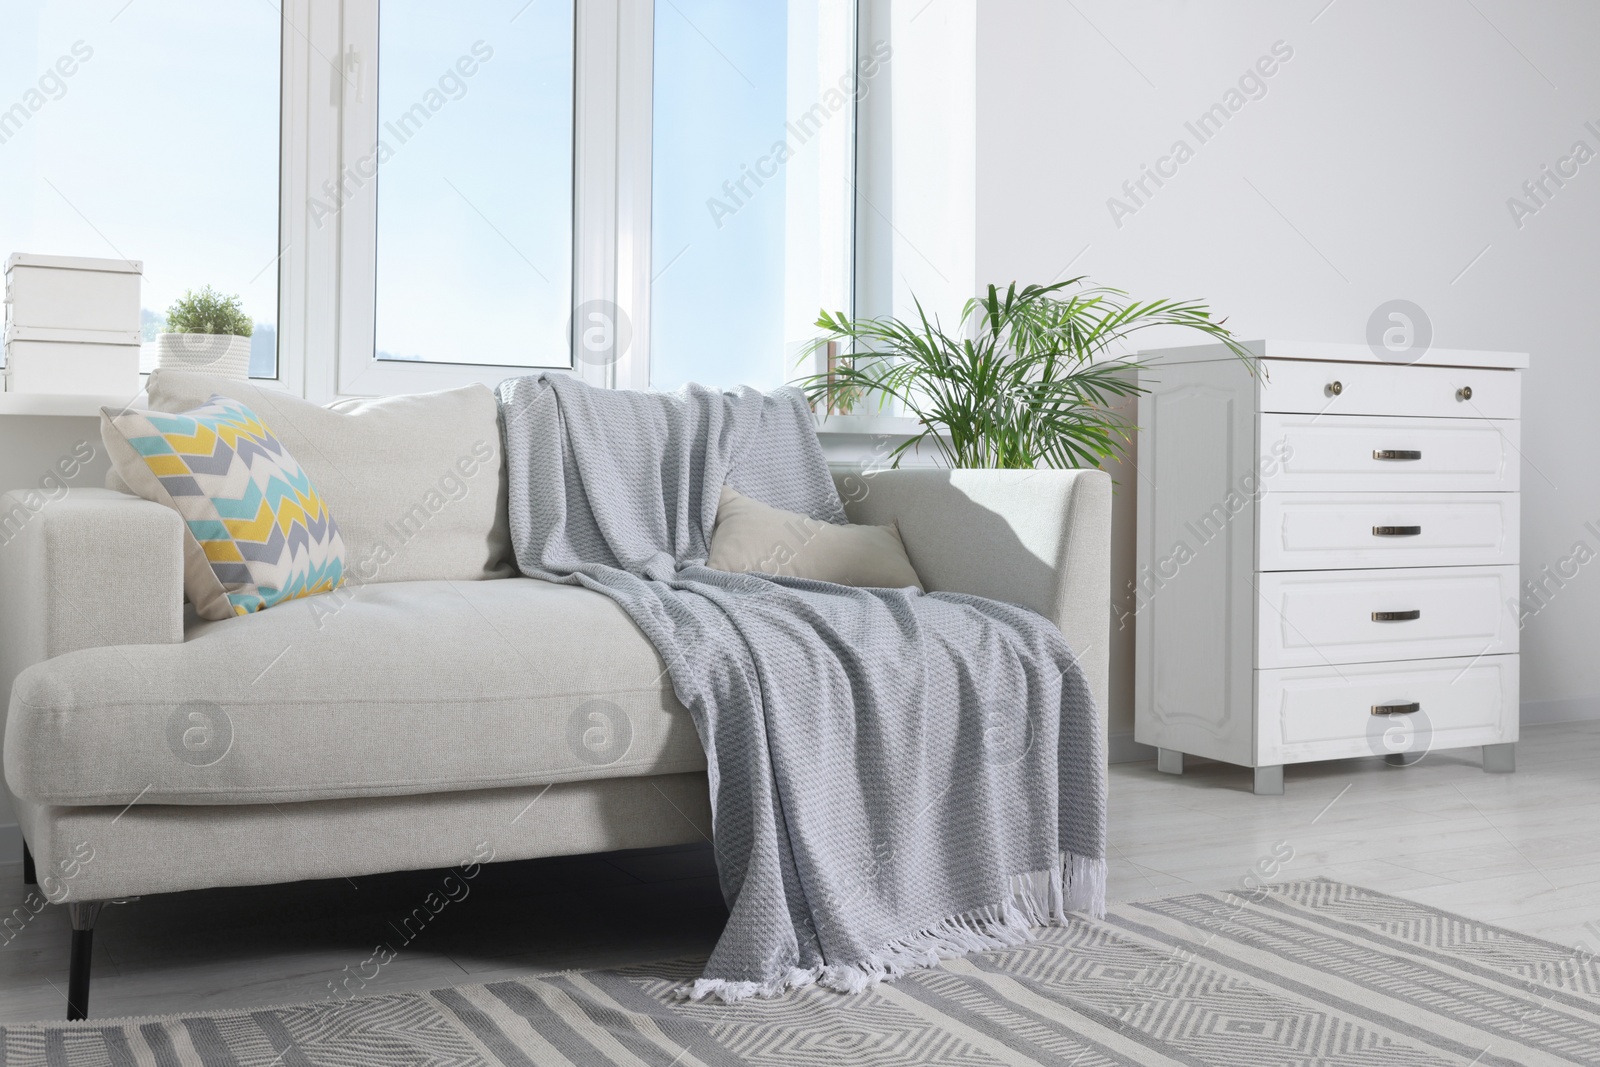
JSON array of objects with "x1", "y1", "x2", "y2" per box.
[{"x1": 0, "y1": 384, "x2": 1111, "y2": 1020}]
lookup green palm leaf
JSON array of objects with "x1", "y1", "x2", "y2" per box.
[{"x1": 796, "y1": 278, "x2": 1253, "y2": 469}]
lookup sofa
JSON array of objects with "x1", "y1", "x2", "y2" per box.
[{"x1": 0, "y1": 375, "x2": 1111, "y2": 1020}]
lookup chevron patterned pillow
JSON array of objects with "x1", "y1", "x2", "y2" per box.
[{"x1": 101, "y1": 395, "x2": 346, "y2": 620}]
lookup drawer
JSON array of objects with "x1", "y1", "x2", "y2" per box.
[
  {"x1": 1255, "y1": 565, "x2": 1519, "y2": 669},
  {"x1": 1256, "y1": 654, "x2": 1518, "y2": 764},
  {"x1": 1260, "y1": 413, "x2": 1519, "y2": 492},
  {"x1": 1259, "y1": 360, "x2": 1519, "y2": 420},
  {"x1": 1257, "y1": 493, "x2": 1519, "y2": 571}
]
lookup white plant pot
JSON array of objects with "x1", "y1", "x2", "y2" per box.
[{"x1": 154, "y1": 333, "x2": 252, "y2": 380}]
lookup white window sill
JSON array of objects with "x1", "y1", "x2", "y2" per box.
[
  {"x1": 0, "y1": 395, "x2": 938, "y2": 432},
  {"x1": 0, "y1": 393, "x2": 134, "y2": 417},
  {"x1": 813, "y1": 413, "x2": 929, "y2": 436}
]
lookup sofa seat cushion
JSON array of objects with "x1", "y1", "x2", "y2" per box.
[{"x1": 4, "y1": 578, "x2": 706, "y2": 806}]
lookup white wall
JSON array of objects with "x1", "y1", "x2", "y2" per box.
[
  {"x1": 855, "y1": 0, "x2": 978, "y2": 331},
  {"x1": 976, "y1": 0, "x2": 1600, "y2": 746}
]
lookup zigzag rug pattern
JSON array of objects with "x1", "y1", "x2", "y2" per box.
[{"x1": 3, "y1": 879, "x2": 1592, "y2": 1065}]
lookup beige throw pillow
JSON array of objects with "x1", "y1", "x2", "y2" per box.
[
  {"x1": 706, "y1": 486, "x2": 923, "y2": 590},
  {"x1": 134, "y1": 370, "x2": 513, "y2": 584}
]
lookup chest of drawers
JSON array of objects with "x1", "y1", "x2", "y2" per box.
[{"x1": 1132, "y1": 340, "x2": 1527, "y2": 794}]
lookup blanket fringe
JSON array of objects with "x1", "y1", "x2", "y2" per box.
[{"x1": 682, "y1": 851, "x2": 1107, "y2": 1003}]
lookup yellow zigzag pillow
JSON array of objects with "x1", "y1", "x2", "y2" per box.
[{"x1": 101, "y1": 395, "x2": 346, "y2": 620}]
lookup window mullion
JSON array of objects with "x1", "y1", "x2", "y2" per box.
[
  {"x1": 275, "y1": 0, "x2": 361, "y2": 402},
  {"x1": 612, "y1": 0, "x2": 655, "y2": 393},
  {"x1": 276, "y1": 0, "x2": 315, "y2": 398},
  {"x1": 572, "y1": 0, "x2": 622, "y2": 389},
  {"x1": 331, "y1": 0, "x2": 381, "y2": 400}
]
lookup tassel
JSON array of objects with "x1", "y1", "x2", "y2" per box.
[{"x1": 681, "y1": 850, "x2": 1109, "y2": 1003}]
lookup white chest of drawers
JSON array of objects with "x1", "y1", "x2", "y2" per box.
[{"x1": 1132, "y1": 340, "x2": 1527, "y2": 794}]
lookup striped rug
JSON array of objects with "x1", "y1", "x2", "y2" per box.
[{"x1": 4, "y1": 879, "x2": 1595, "y2": 1065}]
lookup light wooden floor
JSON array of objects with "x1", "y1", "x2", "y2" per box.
[{"x1": 2, "y1": 721, "x2": 1597, "y2": 1024}]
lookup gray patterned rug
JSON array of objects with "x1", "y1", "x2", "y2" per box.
[{"x1": 4, "y1": 879, "x2": 1595, "y2": 1065}]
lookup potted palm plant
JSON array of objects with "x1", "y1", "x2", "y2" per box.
[
  {"x1": 155, "y1": 286, "x2": 254, "y2": 380},
  {"x1": 797, "y1": 279, "x2": 1254, "y2": 468}
]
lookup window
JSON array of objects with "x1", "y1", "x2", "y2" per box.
[
  {"x1": 0, "y1": 0, "x2": 283, "y2": 378},
  {"x1": 330, "y1": 0, "x2": 859, "y2": 397},
  {"x1": 1, "y1": 1, "x2": 873, "y2": 400},
  {"x1": 650, "y1": 1, "x2": 859, "y2": 392},
  {"x1": 331, "y1": 0, "x2": 597, "y2": 395},
  {"x1": 371, "y1": 2, "x2": 575, "y2": 369}
]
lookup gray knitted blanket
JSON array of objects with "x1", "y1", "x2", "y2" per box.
[{"x1": 497, "y1": 374, "x2": 1106, "y2": 1001}]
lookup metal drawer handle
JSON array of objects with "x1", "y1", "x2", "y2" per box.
[
  {"x1": 1372, "y1": 525, "x2": 1422, "y2": 537},
  {"x1": 1373, "y1": 449, "x2": 1422, "y2": 461},
  {"x1": 1373, "y1": 609, "x2": 1422, "y2": 622},
  {"x1": 1327, "y1": 380, "x2": 1343, "y2": 396},
  {"x1": 1456, "y1": 386, "x2": 1472, "y2": 401},
  {"x1": 1371, "y1": 701, "x2": 1421, "y2": 716}
]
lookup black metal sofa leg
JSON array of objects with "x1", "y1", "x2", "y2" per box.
[
  {"x1": 66, "y1": 902, "x2": 103, "y2": 1022},
  {"x1": 22, "y1": 843, "x2": 35, "y2": 886}
]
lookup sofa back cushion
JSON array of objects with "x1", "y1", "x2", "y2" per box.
[{"x1": 141, "y1": 371, "x2": 513, "y2": 583}]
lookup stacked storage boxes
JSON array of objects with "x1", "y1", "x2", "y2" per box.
[{"x1": 3, "y1": 253, "x2": 143, "y2": 394}]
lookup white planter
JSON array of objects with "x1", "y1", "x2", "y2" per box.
[{"x1": 155, "y1": 333, "x2": 252, "y2": 380}]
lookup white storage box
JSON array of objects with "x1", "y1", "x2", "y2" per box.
[
  {"x1": 4, "y1": 253, "x2": 142, "y2": 338},
  {"x1": 4, "y1": 326, "x2": 141, "y2": 395}
]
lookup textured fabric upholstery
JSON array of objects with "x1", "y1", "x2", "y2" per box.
[
  {"x1": 834, "y1": 468, "x2": 1112, "y2": 723},
  {"x1": 0, "y1": 488, "x2": 186, "y2": 763},
  {"x1": 706, "y1": 485, "x2": 922, "y2": 589},
  {"x1": 13, "y1": 772, "x2": 713, "y2": 901},
  {"x1": 6, "y1": 578, "x2": 703, "y2": 807},
  {"x1": 142, "y1": 371, "x2": 514, "y2": 583},
  {"x1": 3, "y1": 465, "x2": 1110, "y2": 904}
]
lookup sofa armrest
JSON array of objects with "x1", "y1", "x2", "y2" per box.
[
  {"x1": 0, "y1": 488, "x2": 185, "y2": 696},
  {"x1": 835, "y1": 467, "x2": 1112, "y2": 724}
]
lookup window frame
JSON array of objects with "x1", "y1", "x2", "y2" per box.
[
  {"x1": 278, "y1": 0, "x2": 873, "y2": 404},
  {"x1": 277, "y1": 0, "x2": 651, "y2": 402}
]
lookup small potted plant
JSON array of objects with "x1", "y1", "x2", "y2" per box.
[{"x1": 156, "y1": 286, "x2": 254, "y2": 380}]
